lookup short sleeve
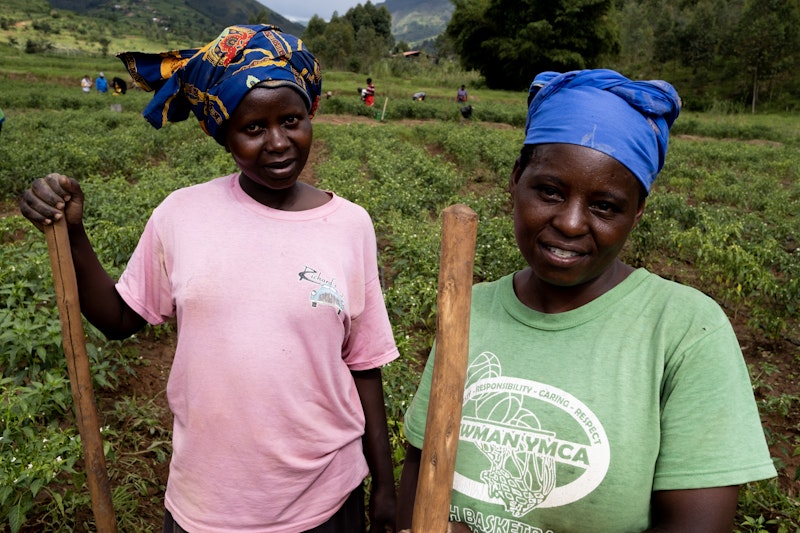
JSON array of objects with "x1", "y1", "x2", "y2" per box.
[
  {"x1": 340, "y1": 209, "x2": 399, "y2": 371},
  {"x1": 654, "y1": 317, "x2": 776, "y2": 489},
  {"x1": 344, "y1": 275, "x2": 400, "y2": 371},
  {"x1": 115, "y1": 213, "x2": 175, "y2": 325},
  {"x1": 403, "y1": 344, "x2": 436, "y2": 448}
]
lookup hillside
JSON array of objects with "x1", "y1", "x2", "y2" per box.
[
  {"x1": 378, "y1": 0, "x2": 453, "y2": 46},
  {"x1": 0, "y1": 0, "x2": 304, "y2": 54},
  {"x1": 0, "y1": 0, "x2": 452, "y2": 54},
  {"x1": 48, "y1": 0, "x2": 306, "y2": 37}
]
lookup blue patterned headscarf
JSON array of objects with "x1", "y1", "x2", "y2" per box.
[
  {"x1": 524, "y1": 69, "x2": 681, "y2": 193},
  {"x1": 118, "y1": 25, "x2": 322, "y2": 143}
]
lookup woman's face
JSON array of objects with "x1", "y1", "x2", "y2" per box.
[
  {"x1": 510, "y1": 143, "x2": 645, "y2": 291},
  {"x1": 224, "y1": 86, "x2": 312, "y2": 191}
]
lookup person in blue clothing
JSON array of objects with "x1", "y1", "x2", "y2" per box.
[
  {"x1": 96, "y1": 73, "x2": 108, "y2": 94},
  {"x1": 456, "y1": 84, "x2": 468, "y2": 103}
]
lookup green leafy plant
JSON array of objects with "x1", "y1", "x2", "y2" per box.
[{"x1": 1, "y1": 50, "x2": 798, "y2": 532}]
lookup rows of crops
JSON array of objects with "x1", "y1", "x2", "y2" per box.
[{"x1": 1, "y1": 64, "x2": 799, "y2": 531}]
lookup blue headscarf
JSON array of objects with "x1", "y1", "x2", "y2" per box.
[
  {"x1": 118, "y1": 25, "x2": 322, "y2": 143},
  {"x1": 524, "y1": 69, "x2": 681, "y2": 193}
]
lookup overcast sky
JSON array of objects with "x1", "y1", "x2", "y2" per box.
[{"x1": 258, "y1": 1, "x2": 366, "y2": 23}]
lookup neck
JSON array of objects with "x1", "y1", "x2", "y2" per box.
[
  {"x1": 513, "y1": 260, "x2": 634, "y2": 313},
  {"x1": 238, "y1": 175, "x2": 329, "y2": 211}
]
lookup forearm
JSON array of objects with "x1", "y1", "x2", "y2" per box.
[
  {"x1": 645, "y1": 486, "x2": 739, "y2": 533},
  {"x1": 19, "y1": 173, "x2": 144, "y2": 339},
  {"x1": 67, "y1": 223, "x2": 145, "y2": 339},
  {"x1": 396, "y1": 444, "x2": 421, "y2": 530},
  {"x1": 352, "y1": 367, "x2": 397, "y2": 531},
  {"x1": 352, "y1": 368, "x2": 394, "y2": 486}
]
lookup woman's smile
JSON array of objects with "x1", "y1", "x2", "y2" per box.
[{"x1": 509, "y1": 143, "x2": 645, "y2": 309}]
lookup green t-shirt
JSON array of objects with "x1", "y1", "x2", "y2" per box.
[{"x1": 404, "y1": 269, "x2": 776, "y2": 533}]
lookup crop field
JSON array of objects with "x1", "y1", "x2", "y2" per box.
[{"x1": 1, "y1": 48, "x2": 799, "y2": 532}]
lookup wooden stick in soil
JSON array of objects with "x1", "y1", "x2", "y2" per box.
[
  {"x1": 44, "y1": 217, "x2": 117, "y2": 533},
  {"x1": 381, "y1": 96, "x2": 389, "y2": 121},
  {"x1": 412, "y1": 204, "x2": 478, "y2": 533}
]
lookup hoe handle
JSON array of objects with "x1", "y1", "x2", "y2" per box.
[
  {"x1": 412, "y1": 204, "x2": 478, "y2": 533},
  {"x1": 45, "y1": 217, "x2": 117, "y2": 532}
]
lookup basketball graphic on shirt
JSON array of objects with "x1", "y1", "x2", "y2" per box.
[
  {"x1": 465, "y1": 350, "x2": 502, "y2": 390},
  {"x1": 457, "y1": 351, "x2": 610, "y2": 516},
  {"x1": 464, "y1": 357, "x2": 557, "y2": 517}
]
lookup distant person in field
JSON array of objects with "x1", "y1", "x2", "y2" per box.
[
  {"x1": 0, "y1": 107, "x2": 5, "y2": 136},
  {"x1": 20, "y1": 24, "x2": 398, "y2": 533},
  {"x1": 456, "y1": 84, "x2": 468, "y2": 103},
  {"x1": 397, "y1": 69, "x2": 776, "y2": 532},
  {"x1": 364, "y1": 77, "x2": 375, "y2": 107},
  {"x1": 412, "y1": 91, "x2": 426, "y2": 101},
  {"x1": 95, "y1": 72, "x2": 108, "y2": 94},
  {"x1": 80, "y1": 74, "x2": 92, "y2": 93},
  {"x1": 111, "y1": 77, "x2": 128, "y2": 95}
]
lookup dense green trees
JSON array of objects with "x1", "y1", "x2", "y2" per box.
[
  {"x1": 301, "y1": 1, "x2": 394, "y2": 72},
  {"x1": 446, "y1": 0, "x2": 800, "y2": 110},
  {"x1": 446, "y1": 0, "x2": 619, "y2": 90},
  {"x1": 300, "y1": 0, "x2": 798, "y2": 109},
  {"x1": 730, "y1": 0, "x2": 800, "y2": 112},
  {"x1": 617, "y1": 0, "x2": 800, "y2": 111}
]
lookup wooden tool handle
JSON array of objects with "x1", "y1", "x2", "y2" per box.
[
  {"x1": 412, "y1": 204, "x2": 478, "y2": 533},
  {"x1": 45, "y1": 217, "x2": 117, "y2": 532}
]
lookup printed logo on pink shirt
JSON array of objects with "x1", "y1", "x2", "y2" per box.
[{"x1": 299, "y1": 266, "x2": 344, "y2": 314}]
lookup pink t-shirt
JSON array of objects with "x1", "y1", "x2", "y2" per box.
[{"x1": 116, "y1": 174, "x2": 399, "y2": 532}]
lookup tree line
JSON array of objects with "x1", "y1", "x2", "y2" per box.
[
  {"x1": 296, "y1": 0, "x2": 800, "y2": 112},
  {"x1": 299, "y1": 2, "x2": 394, "y2": 74}
]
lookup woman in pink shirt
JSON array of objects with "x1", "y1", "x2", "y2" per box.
[{"x1": 20, "y1": 25, "x2": 399, "y2": 533}]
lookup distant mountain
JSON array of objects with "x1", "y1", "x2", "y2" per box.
[
  {"x1": 377, "y1": 0, "x2": 453, "y2": 46},
  {"x1": 3, "y1": 0, "x2": 447, "y2": 54},
  {"x1": 47, "y1": 0, "x2": 305, "y2": 42}
]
